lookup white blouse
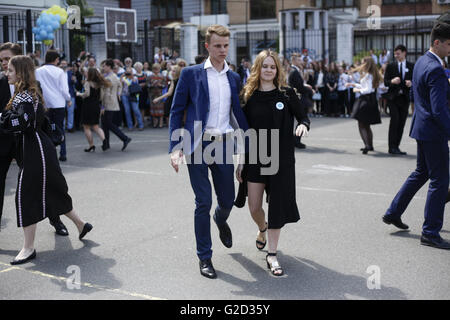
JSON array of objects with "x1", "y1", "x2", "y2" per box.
[{"x1": 354, "y1": 73, "x2": 375, "y2": 95}]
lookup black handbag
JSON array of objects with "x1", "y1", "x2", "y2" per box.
[
  {"x1": 128, "y1": 82, "x2": 142, "y2": 95},
  {"x1": 42, "y1": 115, "x2": 64, "y2": 146}
]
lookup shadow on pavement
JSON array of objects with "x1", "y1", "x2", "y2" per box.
[{"x1": 219, "y1": 252, "x2": 407, "y2": 300}]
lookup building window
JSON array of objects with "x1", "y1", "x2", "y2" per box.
[
  {"x1": 250, "y1": 0, "x2": 276, "y2": 20},
  {"x1": 211, "y1": 0, "x2": 227, "y2": 14},
  {"x1": 323, "y1": 0, "x2": 355, "y2": 8},
  {"x1": 151, "y1": 0, "x2": 182, "y2": 20},
  {"x1": 306, "y1": 12, "x2": 314, "y2": 29},
  {"x1": 292, "y1": 12, "x2": 299, "y2": 30}
]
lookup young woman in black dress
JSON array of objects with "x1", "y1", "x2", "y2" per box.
[
  {"x1": 235, "y1": 50, "x2": 310, "y2": 276},
  {"x1": 76, "y1": 67, "x2": 110, "y2": 152},
  {"x1": 0, "y1": 56, "x2": 92, "y2": 265},
  {"x1": 346, "y1": 57, "x2": 382, "y2": 154}
]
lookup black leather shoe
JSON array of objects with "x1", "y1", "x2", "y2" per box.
[
  {"x1": 59, "y1": 155, "x2": 67, "y2": 161},
  {"x1": 79, "y1": 223, "x2": 93, "y2": 240},
  {"x1": 101, "y1": 140, "x2": 110, "y2": 151},
  {"x1": 389, "y1": 148, "x2": 407, "y2": 155},
  {"x1": 50, "y1": 219, "x2": 69, "y2": 236},
  {"x1": 295, "y1": 142, "x2": 306, "y2": 149},
  {"x1": 199, "y1": 259, "x2": 217, "y2": 279},
  {"x1": 382, "y1": 215, "x2": 409, "y2": 230},
  {"x1": 420, "y1": 235, "x2": 450, "y2": 250},
  {"x1": 122, "y1": 138, "x2": 132, "y2": 151},
  {"x1": 214, "y1": 216, "x2": 232, "y2": 248},
  {"x1": 10, "y1": 250, "x2": 36, "y2": 265}
]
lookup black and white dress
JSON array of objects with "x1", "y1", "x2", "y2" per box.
[
  {"x1": 351, "y1": 73, "x2": 381, "y2": 125},
  {"x1": 0, "y1": 91, "x2": 73, "y2": 227}
]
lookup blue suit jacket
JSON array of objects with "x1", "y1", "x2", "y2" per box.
[
  {"x1": 410, "y1": 51, "x2": 450, "y2": 141},
  {"x1": 169, "y1": 62, "x2": 249, "y2": 154}
]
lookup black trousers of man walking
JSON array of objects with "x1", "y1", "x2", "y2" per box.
[{"x1": 388, "y1": 94, "x2": 409, "y2": 153}]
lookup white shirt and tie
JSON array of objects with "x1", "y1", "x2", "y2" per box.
[{"x1": 204, "y1": 57, "x2": 233, "y2": 135}]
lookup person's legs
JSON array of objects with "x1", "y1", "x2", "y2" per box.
[
  {"x1": 388, "y1": 101, "x2": 400, "y2": 151},
  {"x1": 396, "y1": 97, "x2": 409, "y2": 150},
  {"x1": 83, "y1": 125, "x2": 94, "y2": 147},
  {"x1": 92, "y1": 125, "x2": 106, "y2": 141},
  {"x1": 104, "y1": 111, "x2": 128, "y2": 142},
  {"x1": 247, "y1": 182, "x2": 267, "y2": 248},
  {"x1": 121, "y1": 96, "x2": 133, "y2": 129},
  {"x1": 421, "y1": 140, "x2": 449, "y2": 239},
  {"x1": 131, "y1": 100, "x2": 144, "y2": 129},
  {"x1": 67, "y1": 97, "x2": 76, "y2": 130},
  {"x1": 14, "y1": 223, "x2": 37, "y2": 261},
  {"x1": 358, "y1": 121, "x2": 369, "y2": 149},
  {"x1": 64, "y1": 209, "x2": 86, "y2": 234},
  {"x1": 48, "y1": 108, "x2": 67, "y2": 157},
  {"x1": 187, "y1": 160, "x2": 213, "y2": 261},
  {"x1": 385, "y1": 141, "x2": 429, "y2": 219}
]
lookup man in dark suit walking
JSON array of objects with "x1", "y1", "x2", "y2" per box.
[
  {"x1": 169, "y1": 25, "x2": 249, "y2": 279},
  {"x1": 288, "y1": 53, "x2": 312, "y2": 149},
  {"x1": 382, "y1": 20, "x2": 450, "y2": 249},
  {"x1": 384, "y1": 45, "x2": 414, "y2": 155},
  {"x1": 0, "y1": 42, "x2": 69, "y2": 236}
]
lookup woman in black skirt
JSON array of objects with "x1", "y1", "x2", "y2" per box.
[
  {"x1": 0, "y1": 56, "x2": 92, "y2": 265},
  {"x1": 346, "y1": 57, "x2": 382, "y2": 154},
  {"x1": 235, "y1": 50, "x2": 310, "y2": 276},
  {"x1": 76, "y1": 67, "x2": 110, "y2": 152}
]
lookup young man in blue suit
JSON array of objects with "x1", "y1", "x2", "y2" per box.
[
  {"x1": 169, "y1": 25, "x2": 249, "y2": 278},
  {"x1": 382, "y1": 20, "x2": 450, "y2": 249}
]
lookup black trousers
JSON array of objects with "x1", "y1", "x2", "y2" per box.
[
  {"x1": 388, "y1": 95, "x2": 409, "y2": 150},
  {"x1": 102, "y1": 110, "x2": 128, "y2": 143}
]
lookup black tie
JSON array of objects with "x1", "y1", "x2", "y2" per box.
[{"x1": 399, "y1": 62, "x2": 403, "y2": 81}]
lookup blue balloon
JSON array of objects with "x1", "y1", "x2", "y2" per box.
[
  {"x1": 32, "y1": 27, "x2": 38, "y2": 34},
  {"x1": 39, "y1": 30, "x2": 47, "y2": 39},
  {"x1": 35, "y1": 35, "x2": 42, "y2": 41},
  {"x1": 46, "y1": 24, "x2": 53, "y2": 32},
  {"x1": 47, "y1": 33, "x2": 54, "y2": 40},
  {"x1": 52, "y1": 20, "x2": 60, "y2": 29}
]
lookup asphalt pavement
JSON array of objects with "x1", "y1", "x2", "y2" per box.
[{"x1": 0, "y1": 115, "x2": 449, "y2": 300}]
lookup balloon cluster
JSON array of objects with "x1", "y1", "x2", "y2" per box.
[{"x1": 32, "y1": 5, "x2": 68, "y2": 46}]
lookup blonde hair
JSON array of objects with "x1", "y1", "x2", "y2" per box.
[
  {"x1": 6, "y1": 55, "x2": 44, "y2": 110},
  {"x1": 242, "y1": 50, "x2": 286, "y2": 103},
  {"x1": 205, "y1": 24, "x2": 230, "y2": 44}
]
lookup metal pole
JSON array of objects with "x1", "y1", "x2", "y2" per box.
[
  {"x1": 26, "y1": 10, "x2": 33, "y2": 54},
  {"x1": 3, "y1": 16, "x2": 9, "y2": 43},
  {"x1": 144, "y1": 19, "x2": 149, "y2": 63},
  {"x1": 245, "y1": 1, "x2": 249, "y2": 58}
]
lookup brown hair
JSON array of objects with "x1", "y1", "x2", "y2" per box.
[
  {"x1": 351, "y1": 56, "x2": 382, "y2": 89},
  {"x1": 242, "y1": 50, "x2": 286, "y2": 103},
  {"x1": 0, "y1": 42, "x2": 22, "y2": 55},
  {"x1": 5, "y1": 55, "x2": 44, "y2": 110},
  {"x1": 205, "y1": 25, "x2": 230, "y2": 44},
  {"x1": 87, "y1": 67, "x2": 111, "y2": 88}
]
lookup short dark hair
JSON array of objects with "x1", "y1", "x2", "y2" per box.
[
  {"x1": 431, "y1": 21, "x2": 450, "y2": 45},
  {"x1": 0, "y1": 42, "x2": 22, "y2": 55},
  {"x1": 45, "y1": 49, "x2": 60, "y2": 64},
  {"x1": 394, "y1": 45, "x2": 407, "y2": 52},
  {"x1": 104, "y1": 58, "x2": 115, "y2": 69}
]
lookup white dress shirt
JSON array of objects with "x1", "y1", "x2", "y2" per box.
[
  {"x1": 204, "y1": 57, "x2": 233, "y2": 134},
  {"x1": 429, "y1": 50, "x2": 445, "y2": 67},
  {"x1": 354, "y1": 73, "x2": 375, "y2": 95},
  {"x1": 397, "y1": 60, "x2": 406, "y2": 79},
  {"x1": 35, "y1": 64, "x2": 71, "y2": 109}
]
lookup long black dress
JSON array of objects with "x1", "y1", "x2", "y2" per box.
[
  {"x1": 235, "y1": 87, "x2": 310, "y2": 229},
  {"x1": 0, "y1": 91, "x2": 73, "y2": 228}
]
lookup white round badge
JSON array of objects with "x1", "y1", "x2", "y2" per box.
[{"x1": 276, "y1": 102, "x2": 284, "y2": 110}]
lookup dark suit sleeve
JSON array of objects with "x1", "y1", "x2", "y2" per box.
[
  {"x1": 384, "y1": 63, "x2": 395, "y2": 88},
  {"x1": 0, "y1": 76, "x2": 11, "y2": 112},
  {"x1": 286, "y1": 88, "x2": 310, "y2": 130},
  {"x1": 288, "y1": 70, "x2": 308, "y2": 95},
  {"x1": 168, "y1": 68, "x2": 190, "y2": 153},
  {"x1": 429, "y1": 66, "x2": 450, "y2": 137}
]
